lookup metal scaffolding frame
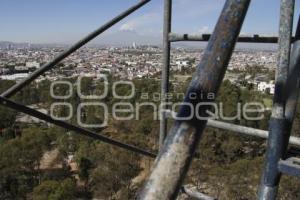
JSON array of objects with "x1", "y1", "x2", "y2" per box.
[
  {"x1": 165, "y1": 110, "x2": 300, "y2": 147},
  {"x1": 169, "y1": 33, "x2": 295, "y2": 43},
  {"x1": 0, "y1": 0, "x2": 300, "y2": 199},
  {"x1": 148, "y1": 0, "x2": 300, "y2": 199},
  {"x1": 141, "y1": 0, "x2": 251, "y2": 198},
  {"x1": 258, "y1": 0, "x2": 299, "y2": 199}
]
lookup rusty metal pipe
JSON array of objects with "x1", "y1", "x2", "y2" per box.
[
  {"x1": 168, "y1": 33, "x2": 289, "y2": 43},
  {"x1": 139, "y1": 0, "x2": 251, "y2": 199},
  {"x1": 165, "y1": 110, "x2": 300, "y2": 147},
  {"x1": 159, "y1": 0, "x2": 172, "y2": 151},
  {"x1": 258, "y1": 0, "x2": 295, "y2": 199}
]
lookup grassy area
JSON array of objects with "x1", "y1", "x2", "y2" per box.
[{"x1": 263, "y1": 98, "x2": 273, "y2": 108}]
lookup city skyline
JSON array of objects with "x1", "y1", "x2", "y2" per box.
[{"x1": 0, "y1": 0, "x2": 300, "y2": 44}]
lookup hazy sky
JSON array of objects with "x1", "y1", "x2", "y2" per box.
[{"x1": 0, "y1": 0, "x2": 299, "y2": 44}]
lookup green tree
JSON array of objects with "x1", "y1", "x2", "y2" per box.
[
  {"x1": 0, "y1": 127, "x2": 52, "y2": 199},
  {"x1": 32, "y1": 178, "x2": 77, "y2": 200}
]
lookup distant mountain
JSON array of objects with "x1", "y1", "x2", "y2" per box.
[
  {"x1": 0, "y1": 41, "x2": 27, "y2": 48},
  {"x1": 0, "y1": 30, "x2": 277, "y2": 50},
  {"x1": 0, "y1": 31, "x2": 162, "y2": 48},
  {"x1": 0, "y1": 41, "x2": 69, "y2": 49},
  {"x1": 93, "y1": 30, "x2": 277, "y2": 50}
]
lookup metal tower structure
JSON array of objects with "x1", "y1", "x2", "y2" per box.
[
  {"x1": 151, "y1": 0, "x2": 300, "y2": 199},
  {"x1": 0, "y1": 0, "x2": 300, "y2": 199}
]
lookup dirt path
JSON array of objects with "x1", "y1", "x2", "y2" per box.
[{"x1": 39, "y1": 148, "x2": 62, "y2": 170}]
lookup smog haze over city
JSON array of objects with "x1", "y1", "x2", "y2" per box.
[
  {"x1": 0, "y1": 0, "x2": 299, "y2": 45},
  {"x1": 1, "y1": 1, "x2": 300, "y2": 200}
]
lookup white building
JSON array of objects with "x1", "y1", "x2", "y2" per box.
[
  {"x1": 257, "y1": 81, "x2": 275, "y2": 94},
  {"x1": 0, "y1": 73, "x2": 29, "y2": 82},
  {"x1": 26, "y1": 61, "x2": 40, "y2": 68},
  {"x1": 176, "y1": 60, "x2": 189, "y2": 67},
  {"x1": 175, "y1": 60, "x2": 189, "y2": 71}
]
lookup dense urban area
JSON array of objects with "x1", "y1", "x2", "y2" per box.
[
  {"x1": 0, "y1": 42, "x2": 299, "y2": 200},
  {"x1": 0, "y1": 42, "x2": 276, "y2": 94}
]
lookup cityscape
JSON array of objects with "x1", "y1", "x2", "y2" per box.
[
  {"x1": 0, "y1": 0, "x2": 299, "y2": 200},
  {"x1": 0, "y1": 43, "x2": 276, "y2": 94}
]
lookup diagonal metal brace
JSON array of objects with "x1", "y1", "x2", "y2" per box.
[
  {"x1": 1, "y1": 0, "x2": 151, "y2": 98},
  {"x1": 0, "y1": 96, "x2": 157, "y2": 158},
  {"x1": 139, "y1": 0, "x2": 251, "y2": 199}
]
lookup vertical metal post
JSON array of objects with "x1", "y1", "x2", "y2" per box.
[
  {"x1": 139, "y1": 0, "x2": 250, "y2": 199},
  {"x1": 258, "y1": 0, "x2": 295, "y2": 199},
  {"x1": 159, "y1": 0, "x2": 172, "y2": 150},
  {"x1": 284, "y1": 14, "x2": 300, "y2": 149}
]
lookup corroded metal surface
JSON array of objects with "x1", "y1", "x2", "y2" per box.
[
  {"x1": 284, "y1": 14, "x2": 300, "y2": 150},
  {"x1": 258, "y1": 0, "x2": 295, "y2": 199},
  {"x1": 160, "y1": 0, "x2": 172, "y2": 151},
  {"x1": 139, "y1": 0, "x2": 251, "y2": 199},
  {"x1": 278, "y1": 157, "x2": 300, "y2": 177},
  {"x1": 168, "y1": 33, "x2": 293, "y2": 43}
]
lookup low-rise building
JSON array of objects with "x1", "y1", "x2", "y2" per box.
[{"x1": 257, "y1": 81, "x2": 275, "y2": 94}]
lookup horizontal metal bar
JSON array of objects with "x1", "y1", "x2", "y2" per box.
[
  {"x1": 169, "y1": 33, "x2": 295, "y2": 43},
  {"x1": 207, "y1": 119, "x2": 300, "y2": 147},
  {"x1": 0, "y1": 96, "x2": 156, "y2": 158},
  {"x1": 278, "y1": 157, "x2": 300, "y2": 177},
  {"x1": 165, "y1": 110, "x2": 300, "y2": 147},
  {"x1": 1, "y1": 0, "x2": 151, "y2": 98},
  {"x1": 181, "y1": 186, "x2": 216, "y2": 200}
]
